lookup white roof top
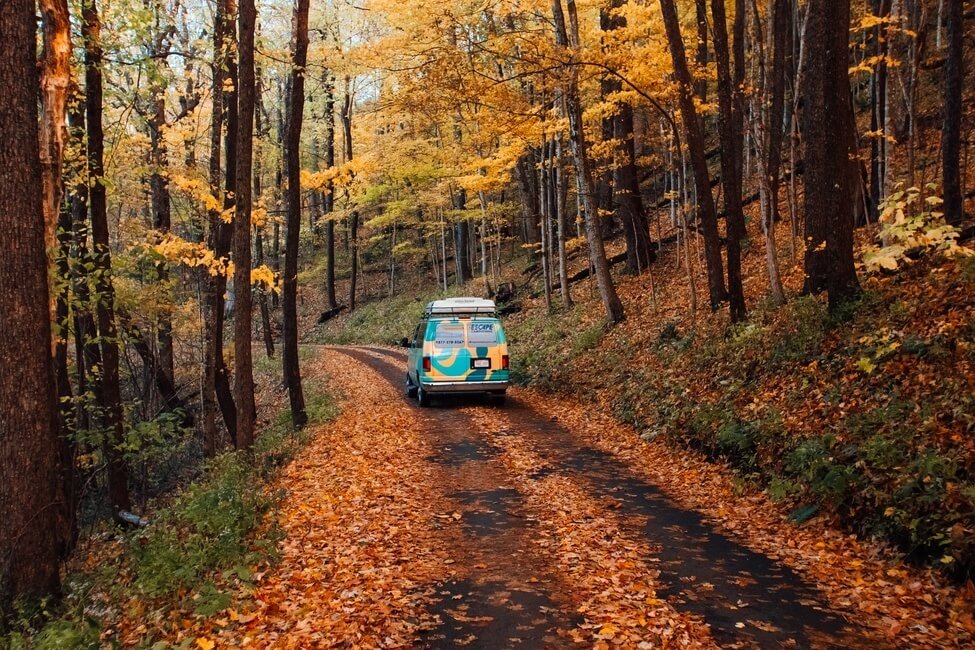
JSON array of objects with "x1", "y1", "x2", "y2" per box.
[{"x1": 426, "y1": 297, "x2": 496, "y2": 315}]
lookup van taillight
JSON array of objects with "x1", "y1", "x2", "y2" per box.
[
  {"x1": 422, "y1": 356, "x2": 431, "y2": 372},
  {"x1": 502, "y1": 354, "x2": 509, "y2": 370}
]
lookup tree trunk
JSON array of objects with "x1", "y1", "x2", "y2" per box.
[
  {"x1": 148, "y1": 19, "x2": 175, "y2": 385},
  {"x1": 203, "y1": 0, "x2": 237, "y2": 455},
  {"x1": 540, "y1": 137, "x2": 553, "y2": 310},
  {"x1": 602, "y1": 0, "x2": 655, "y2": 275},
  {"x1": 614, "y1": 102, "x2": 655, "y2": 274},
  {"x1": 0, "y1": 0, "x2": 63, "y2": 607},
  {"x1": 341, "y1": 79, "x2": 360, "y2": 311},
  {"x1": 453, "y1": 188, "x2": 473, "y2": 284},
  {"x1": 83, "y1": 0, "x2": 132, "y2": 515},
  {"x1": 659, "y1": 0, "x2": 728, "y2": 310},
  {"x1": 556, "y1": 137, "x2": 573, "y2": 307},
  {"x1": 711, "y1": 0, "x2": 748, "y2": 322},
  {"x1": 554, "y1": 0, "x2": 624, "y2": 323},
  {"x1": 282, "y1": 0, "x2": 309, "y2": 428},
  {"x1": 869, "y1": 0, "x2": 891, "y2": 221},
  {"x1": 323, "y1": 71, "x2": 338, "y2": 309},
  {"x1": 761, "y1": 0, "x2": 788, "y2": 305},
  {"x1": 254, "y1": 68, "x2": 275, "y2": 360},
  {"x1": 943, "y1": 0, "x2": 964, "y2": 225},
  {"x1": 233, "y1": 0, "x2": 257, "y2": 450},
  {"x1": 695, "y1": 0, "x2": 709, "y2": 102},
  {"x1": 38, "y1": 0, "x2": 72, "y2": 271},
  {"x1": 802, "y1": 0, "x2": 860, "y2": 309}
]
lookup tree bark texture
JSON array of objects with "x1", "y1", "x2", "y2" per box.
[
  {"x1": 943, "y1": 0, "x2": 965, "y2": 224},
  {"x1": 84, "y1": 0, "x2": 132, "y2": 516},
  {"x1": 283, "y1": 0, "x2": 309, "y2": 427},
  {"x1": 802, "y1": 0, "x2": 861, "y2": 308},
  {"x1": 0, "y1": 0, "x2": 63, "y2": 608},
  {"x1": 555, "y1": 0, "x2": 624, "y2": 323},
  {"x1": 659, "y1": 0, "x2": 728, "y2": 310},
  {"x1": 710, "y1": 0, "x2": 747, "y2": 322},
  {"x1": 234, "y1": 0, "x2": 257, "y2": 450}
]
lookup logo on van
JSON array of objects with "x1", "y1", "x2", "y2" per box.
[{"x1": 470, "y1": 323, "x2": 493, "y2": 333}]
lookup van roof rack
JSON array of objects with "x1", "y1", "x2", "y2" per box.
[{"x1": 425, "y1": 297, "x2": 496, "y2": 316}]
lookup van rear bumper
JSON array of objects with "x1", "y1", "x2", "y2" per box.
[{"x1": 420, "y1": 380, "x2": 508, "y2": 394}]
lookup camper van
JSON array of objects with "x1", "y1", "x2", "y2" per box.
[{"x1": 404, "y1": 297, "x2": 510, "y2": 406}]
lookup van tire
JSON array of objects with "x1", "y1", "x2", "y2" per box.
[
  {"x1": 417, "y1": 386, "x2": 430, "y2": 407},
  {"x1": 405, "y1": 374, "x2": 418, "y2": 398}
]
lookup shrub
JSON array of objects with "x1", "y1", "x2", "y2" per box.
[{"x1": 129, "y1": 452, "x2": 275, "y2": 600}]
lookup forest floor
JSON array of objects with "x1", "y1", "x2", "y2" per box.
[{"x1": 169, "y1": 345, "x2": 973, "y2": 649}]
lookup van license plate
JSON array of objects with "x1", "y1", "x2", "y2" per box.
[{"x1": 472, "y1": 359, "x2": 490, "y2": 369}]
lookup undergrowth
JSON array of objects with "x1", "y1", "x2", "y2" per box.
[
  {"x1": 519, "y1": 260, "x2": 975, "y2": 582},
  {"x1": 2, "y1": 381, "x2": 337, "y2": 648}
]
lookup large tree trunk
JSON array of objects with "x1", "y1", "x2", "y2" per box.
[
  {"x1": 710, "y1": 0, "x2": 747, "y2": 322},
  {"x1": 802, "y1": 0, "x2": 860, "y2": 309},
  {"x1": 0, "y1": 0, "x2": 63, "y2": 607},
  {"x1": 659, "y1": 0, "x2": 728, "y2": 310},
  {"x1": 943, "y1": 0, "x2": 964, "y2": 225},
  {"x1": 233, "y1": 0, "x2": 257, "y2": 450},
  {"x1": 83, "y1": 0, "x2": 132, "y2": 516},
  {"x1": 554, "y1": 0, "x2": 624, "y2": 323},
  {"x1": 282, "y1": 0, "x2": 309, "y2": 428}
]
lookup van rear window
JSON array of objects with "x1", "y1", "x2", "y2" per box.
[
  {"x1": 468, "y1": 322, "x2": 498, "y2": 345},
  {"x1": 433, "y1": 322, "x2": 465, "y2": 347}
]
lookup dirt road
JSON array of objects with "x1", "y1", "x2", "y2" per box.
[{"x1": 326, "y1": 346, "x2": 863, "y2": 649}]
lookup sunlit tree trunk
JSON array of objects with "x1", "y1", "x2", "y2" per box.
[
  {"x1": 38, "y1": 0, "x2": 71, "y2": 270},
  {"x1": 0, "y1": 0, "x2": 63, "y2": 607},
  {"x1": 282, "y1": 0, "x2": 309, "y2": 427}
]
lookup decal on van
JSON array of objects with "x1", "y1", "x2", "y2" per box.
[{"x1": 419, "y1": 317, "x2": 509, "y2": 383}]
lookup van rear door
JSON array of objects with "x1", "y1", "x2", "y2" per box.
[{"x1": 424, "y1": 317, "x2": 506, "y2": 382}]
